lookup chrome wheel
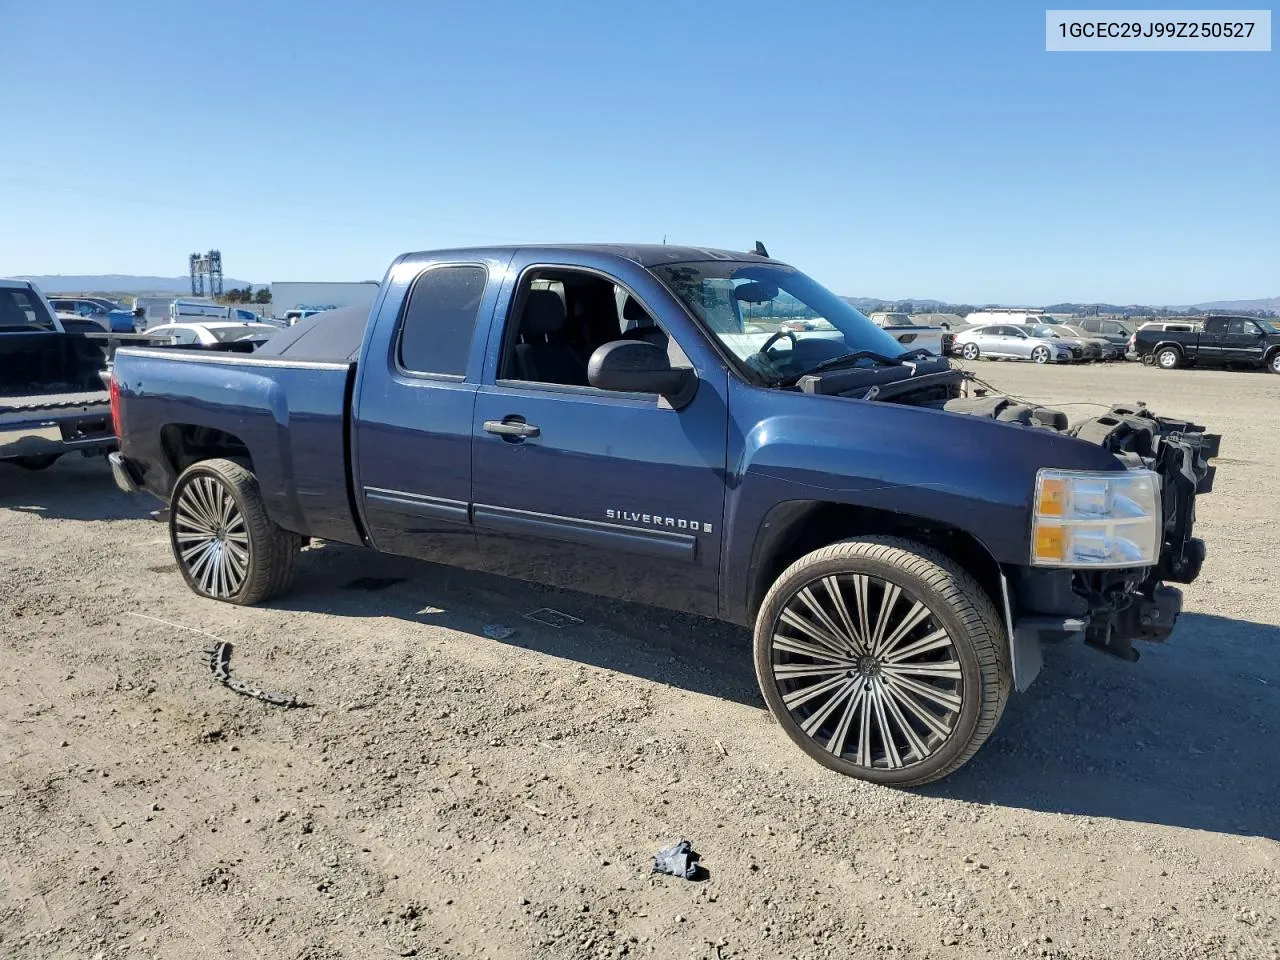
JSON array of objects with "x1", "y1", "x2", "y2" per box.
[
  {"x1": 767, "y1": 574, "x2": 962, "y2": 772},
  {"x1": 1031, "y1": 346, "x2": 1050, "y2": 364},
  {"x1": 961, "y1": 343, "x2": 979, "y2": 360},
  {"x1": 174, "y1": 475, "x2": 250, "y2": 598},
  {"x1": 1269, "y1": 353, "x2": 1280, "y2": 374},
  {"x1": 1157, "y1": 348, "x2": 1179, "y2": 369}
]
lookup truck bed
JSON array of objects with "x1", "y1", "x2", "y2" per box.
[{"x1": 111, "y1": 347, "x2": 362, "y2": 545}]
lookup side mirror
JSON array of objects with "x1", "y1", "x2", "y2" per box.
[{"x1": 588, "y1": 340, "x2": 696, "y2": 408}]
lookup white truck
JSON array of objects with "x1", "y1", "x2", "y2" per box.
[{"x1": 867, "y1": 312, "x2": 946, "y2": 355}]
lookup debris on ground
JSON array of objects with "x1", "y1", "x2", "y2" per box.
[
  {"x1": 524, "y1": 607, "x2": 584, "y2": 628},
  {"x1": 207, "y1": 640, "x2": 303, "y2": 707},
  {"x1": 652, "y1": 840, "x2": 704, "y2": 880},
  {"x1": 483, "y1": 624, "x2": 515, "y2": 640}
]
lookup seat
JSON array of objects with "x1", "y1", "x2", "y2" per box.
[
  {"x1": 512, "y1": 289, "x2": 588, "y2": 385},
  {"x1": 619, "y1": 296, "x2": 668, "y2": 351}
]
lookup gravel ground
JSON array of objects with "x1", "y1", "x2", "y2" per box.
[{"x1": 1, "y1": 360, "x2": 1277, "y2": 960}]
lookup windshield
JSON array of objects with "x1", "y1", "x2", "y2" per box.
[
  {"x1": 1255, "y1": 319, "x2": 1278, "y2": 334},
  {"x1": 653, "y1": 261, "x2": 907, "y2": 382},
  {"x1": 211, "y1": 325, "x2": 273, "y2": 342}
]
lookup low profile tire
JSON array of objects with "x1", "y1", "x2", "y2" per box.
[
  {"x1": 1031, "y1": 346, "x2": 1050, "y2": 364},
  {"x1": 960, "y1": 342, "x2": 980, "y2": 361},
  {"x1": 169, "y1": 458, "x2": 300, "y2": 605},
  {"x1": 1267, "y1": 351, "x2": 1280, "y2": 375},
  {"x1": 754, "y1": 536, "x2": 1010, "y2": 787},
  {"x1": 5, "y1": 454, "x2": 61, "y2": 471},
  {"x1": 1156, "y1": 347, "x2": 1181, "y2": 370}
]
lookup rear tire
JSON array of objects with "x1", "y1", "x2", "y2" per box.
[
  {"x1": 1156, "y1": 347, "x2": 1181, "y2": 370},
  {"x1": 169, "y1": 458, "x2": 300, "y2": 605},
  {"x1": 753, "y1": 536, "x2": 1010, "y2": 787}
]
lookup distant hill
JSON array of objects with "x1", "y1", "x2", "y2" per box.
[
  {"x1": 16, "y1": 274, "x2": 258, "y2": 294},
  {"x1": 1192, "y1": 296, "x2": 1280, "y2": 313}
]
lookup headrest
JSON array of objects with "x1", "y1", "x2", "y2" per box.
[
  {"x1": 622, "y1": 296, "x2": 650, "y2": 322},
  {"x1": 521, "y1": 289, "x2": 566, "y2": 336}
]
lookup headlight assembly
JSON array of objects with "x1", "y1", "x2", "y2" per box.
[{"x1": 1031, "y1": 468, "x2": 1161, "y2": 567}]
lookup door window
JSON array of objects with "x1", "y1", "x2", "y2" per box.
[
  {"x1": 396, "y1": 265, "x2": 488, "y2": 377},
  {"x1": 1227, "y1": 318, "x2": 1258, "y2": 336},
  {"x1": 1203, "y1": 318, "x2": 1228, "y2": 335},
  {"x1": 500, "y1": 268, "x2": 687, "y2": 388}
]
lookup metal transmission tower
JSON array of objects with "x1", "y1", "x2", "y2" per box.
[{"x1": 189, "y1": 250, "x2": 224, "y2": 297}]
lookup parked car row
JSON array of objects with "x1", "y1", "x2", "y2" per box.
[{"x1": 951, "y1": 322, "x2": 1124, "y2": 364}]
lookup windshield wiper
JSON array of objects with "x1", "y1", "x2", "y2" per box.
[{"x1": 776, "y1": 350, "x2": 908, "y2": 387}]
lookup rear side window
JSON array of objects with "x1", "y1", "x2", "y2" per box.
[
  {"x1": 0, "y1": 289, "x2": 55, "y2": 331},
  {"x1": 1204, "y1": 318, "x2": 1227, "y2": 334},
  {"x1": 397, "y1": 266, "x2": 487, "y2": 376}
]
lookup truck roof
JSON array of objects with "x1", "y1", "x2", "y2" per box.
[{"x1": 397, "y1": 244, "x2": 777, "y2": 268}]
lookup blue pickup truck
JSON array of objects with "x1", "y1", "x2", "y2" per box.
[{"x1": 109, "y1": 244, "x2": 1219, "y2": 786}]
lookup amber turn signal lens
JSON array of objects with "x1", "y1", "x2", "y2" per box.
[
  {"x1": 1034, "y1": 525, "x2": 1065, "y2": 563},
  {"x1": 1038, "y1": 477, "x2": 1067, "y2": 517}
]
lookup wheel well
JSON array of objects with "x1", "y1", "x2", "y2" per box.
[
  {"x1": 1155, "y1": 342, "x2": 1184, "y2": 355},
  {"x1": 746, "y1": 501, "x2": 1005, "y2": 624},
  {"x1": 160, "y1": 424, "x2": 253, "y2": 477}
]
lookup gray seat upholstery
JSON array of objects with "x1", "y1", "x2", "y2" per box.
[
  {"x1": 513, "y1": 290, "x2": 588, "y2": 385},
  {"x1": 619, "y1": 296, "x2": 668, "y2": 351}
]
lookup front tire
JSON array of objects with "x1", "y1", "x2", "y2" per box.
[
  {"x1": 754, "y1": 537, "x2": 1010, "y2": 787},
  {"x1": 1267, "y1": 351, "x2": 1280, "y2": 375},
  {"x1": 960, "y1": 343, "x2": 980, "y2": 361},
  {"x1": 1031, "y1": 346, "x2": 1050, "y2": 364},
  {"x1": 169, "y1": 458, "x2": 300, "y2": 605},
  {"x1": 1156, "y1": 347, "x2": 1181, "y2": 370}
]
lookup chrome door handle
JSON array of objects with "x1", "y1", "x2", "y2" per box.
[{"x1": 483, "y1": 418, "x2": 540, "y2": 439}]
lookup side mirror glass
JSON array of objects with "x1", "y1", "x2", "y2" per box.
[{"x1": 588, "y1": 340, "x2": 696, "y2": 408}]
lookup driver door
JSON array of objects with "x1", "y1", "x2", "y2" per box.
[{"x1": 469, "y1": 254, "x2": 730, "y2": 618}]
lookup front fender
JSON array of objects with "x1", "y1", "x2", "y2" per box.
[{"x1": 720, "y1": 379, "x2": 1123, "y2": 621}]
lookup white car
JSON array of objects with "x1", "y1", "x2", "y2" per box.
[{"x1": 148, "y1": 321, "x2": 278, "y2": 348}]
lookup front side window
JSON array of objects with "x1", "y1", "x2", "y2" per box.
[
  {"x1": 1227, "y1": 318, "x2": 1258, "y2": 336},
  {"x1": 653, "y1": 261, "x2": 905, "y2": 383},
  {"x1": 397, "y1": 265, "x2": 487, "y2": 376}
]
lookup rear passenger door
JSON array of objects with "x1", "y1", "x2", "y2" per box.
[
  {"x1": 351, "y1": 256, "x2": 509, "y2": 568},
  {"x1": 1197, "y1": 317, "x2": 1229, "y2": 361}
]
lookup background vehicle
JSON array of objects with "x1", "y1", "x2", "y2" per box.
[
  {"x1": 1031, "y1": 323, "x2": 1116, "y2": 361},
  {"x1": 109, "y1": 244, "x2": 1218, "y2": 787},
  {"x1": 1077, "y1": 317, "x2": 1134, "y2": 351},
  {"x1": 282, "y1": 307, "x2": 330, "y2": 325},
  {"x1": 168, "y1": 298, "x2": 230, "y2": 322},
  {"x1": 868, "y1": 312, "x2": 945, "y2": 355},
  {"x1": 953, "y1": 324, "x2": 1077, "y2": 363},
  {"x1": 1136, "y1": 315, "x2": 1280, "y2": 373},
  {"x1": 146, "y1": 321, "x2": 279, "y2": 351},
  {"x1": 2, "y1": 280, "x2": 118, "y2": 469},
  {"x1": 48, "y1": 297, "x2": 135, "y2": 333}
]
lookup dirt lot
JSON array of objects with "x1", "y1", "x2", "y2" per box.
[{"x1": 1, "y1": 361, "x2": 1277, "y2": 960}]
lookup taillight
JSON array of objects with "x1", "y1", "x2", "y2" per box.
[{"x1": 109, "y1": 374, "x2": 122, "y2": 438}]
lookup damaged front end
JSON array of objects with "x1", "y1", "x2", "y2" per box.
[
  {"x1": 1068, "y1": 404, "x2": 1219, "y2": 661},
  {"x1": 942, "y1": 395, "x2": 1220, "y2": 684}
]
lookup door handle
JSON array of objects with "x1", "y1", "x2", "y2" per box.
[{"x1": 483, "y1": 418, "x2": 540, "y2": 440}]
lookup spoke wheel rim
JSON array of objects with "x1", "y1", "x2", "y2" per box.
[
  {"x1": 1159, "y1": 351, "x2": 1176, "y2": 368},
  {"x1": 768, "y1": 573, "x2": 962, "y2": 772},
  {"x1": 1271, "y1": 354, "x2": 1280, "y2": 373},
  {"x1": 174, "y1": 475, "x2": 250, "y2": 599},
  {"x1": 962, "y1": 344, "x2": 978, "y2": 359},
  {"x1": 1032, "y1": 347, "x2": 1049, "y2": 363}
]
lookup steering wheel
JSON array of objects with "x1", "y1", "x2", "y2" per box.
[{"x1": 758, "y1": 330, "x2": 798, "y2": 357}]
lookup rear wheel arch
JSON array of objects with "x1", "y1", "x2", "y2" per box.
[
  {"x1": 745, "y1": 500, "x2": 1007, "y2": 628},
  {"x1": 160, "y1": 423, "x2": 254, "y2": 484}
]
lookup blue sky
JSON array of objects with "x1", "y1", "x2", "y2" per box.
[{"x1": 1, "y1": 0, "x2": 1275, "y2": 304}]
